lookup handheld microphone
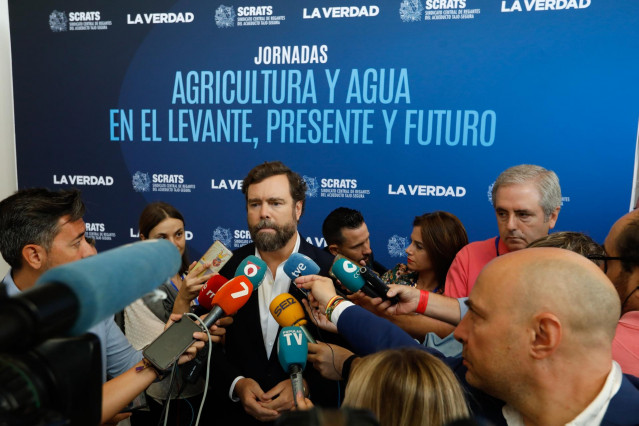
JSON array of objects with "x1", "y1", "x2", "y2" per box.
[
  {"x1": 195, "y1": 256, "x2": 266, "y2": 312},
  {"x1": 235, "y1": 255, "x2": 267, "y2": 287},
  {"x1": 269, "y1": 293, "x2": 316, "y2": 343},
  {"x1": 186, "y1": 256, "x2": 267, "y2": 380},
  {"x1": 202, "y1": 275, "x2": 257, "y2": 328},
  {"x1": 359, "y1": 266, "x2": 399, "y2": 305},
  {"x1": 197, "y1": 274, "x2": 229, "y2": 310},
  {"x1": 188, "y1": 272, "x2": 228, "y2": 383},
  {"x1": 189, "y1": 259, "x2": 262, "y2": 382},
  {"x1": 0, "y1": 239, "x2": 180, "y2": 352},
  {"x1": 283, "y1": 253, "x2": 320, "y2": 279},
  {"x1": 143, "y1": 275, "x2": 257, "y2": 371},
  {"x1": 277, "y1": 326, "x2": 308, "y2": 405},
  {"x1": 330, "y1": 257, "x2": 365, "y2": 293},
  {"x1": 283, "y1": 253, "x2": 320, "y2": 296},
  {"x1": 330, "y1": 257, "x2": 398, "y2": 304}
]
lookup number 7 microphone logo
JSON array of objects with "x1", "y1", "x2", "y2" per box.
[{"x1": 231, "y1": 281, "x2": 250, "y2": 299}]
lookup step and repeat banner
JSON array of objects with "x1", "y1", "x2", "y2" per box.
[{"x1": 8, "y1": 0, "x2": 639, "y2": 267}]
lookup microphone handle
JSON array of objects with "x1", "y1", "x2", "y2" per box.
[
  {"x1": 184, "y1": 340, "x2": 211, "y2": 384},
  {"x1": 202, "y1": 305, "x2": 225, "y2": 329},
  {"x1": 184, "y1": 305, "x2": 224, "y2": 382},
  {"x1": 300, "y1": 325, "x2": 316, "y2": 344},
  {"x1": 289, "y1": 364, "x2": 304, "y2": 406},
  {"x1": 360, "y1": 266, "x2": 399, "y2": 305}
]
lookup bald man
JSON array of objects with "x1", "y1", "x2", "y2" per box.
[
  {"x1": 296, "y1": 248, "x2": 639, "y2": 425},
  {"x1": 454, "y1": 248, "x2": 623, "y2": 424}
]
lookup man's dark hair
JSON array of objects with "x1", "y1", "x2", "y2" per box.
[
  {"x1": 322, "y1": 207, "x2": 365, "y2": 246},
  {"x1": 617, "y1": 217, "x2": 639, "y2": 273},
  {"x1": 241, "y1": 161, "x2": 307, "y2": 215},
  {"x1": 0, "y1": 188, "x2": 85, "y2": 269}
]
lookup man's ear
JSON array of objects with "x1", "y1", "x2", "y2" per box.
[
  {"x1": 328, "y1": 244, "x2": 340, "y2": 256},
  {"x1": 529, "y1": 312, "x2": 562, "y2": 360},
  {"x1": 294, "y1": 201, "x2": 303, "y2": 222},
  {"x1": 21, "y1": 244, "x2": 47, "y2": 271},
  {"x1": 547, "y1": 207, "x2": 560, "y2": 230}
]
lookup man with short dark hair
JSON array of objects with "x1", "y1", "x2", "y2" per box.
[
  {"x1": 321, "y1": 207, "x2": 386, "y2": 274},
  {"x1": 445, "y1": 164, "x2": 561, "y2": 298},
  {"x1": 213, "y1": 161, "x2": 340, "y2": 425},
  {"x1": 0, "y1": 188, "x2": 214, "y2": 423},
  {"x1": 0, "y1": 188, "x2": 140, "y2": 380}
]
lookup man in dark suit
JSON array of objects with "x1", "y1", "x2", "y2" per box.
[{"x1": 212, "y1": 161, "x2": 340, "y2": 425}]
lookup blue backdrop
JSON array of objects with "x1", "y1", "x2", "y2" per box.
[{"x1": 8, "y1": 0, "x2": 639, "y2": 268}]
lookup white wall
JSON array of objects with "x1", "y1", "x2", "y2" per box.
[{"x1": 0, "y1": 0, "x2": 17, "y2": 276}]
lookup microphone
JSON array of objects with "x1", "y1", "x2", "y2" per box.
[
  {"x1": 143, "y1": 274, "x2": 258, "y2": 371},
  {"x1": 277, "y1": 326, "x2": 308, "y2": 405},
  {"x1": 283, "y1": 253, "x2": 320, "y2": 296},
  {"x1": 330, "y1": 257, "x2": 398, "y2": 304},
  {"x1": 202, "y1": 275, "x2": 257, "y2": 328},
  {"x1": 235, "y1": 255, "x2": 267, "y2": 287},
  {"x1": 197, "y1": 274, "x2": 229, "y2": 310},
  {"x1": 195, "y1": 256, "x2": 266, "y2": 313},
  {"x1": 359, "y1": 266, "x2": 399, "y2": 304},
  {"x1": 269, "y1": 293, "x2": 316, "y2": 343},
  {"x1": 283, "y1": 253, "x2": 320, "y2": 279},
  {"x1": 186, "y1": 256, "x2": 267, "y2": 380},
  {"x1": 0, "y1": 239, "x2": 180, "y2": 352}
]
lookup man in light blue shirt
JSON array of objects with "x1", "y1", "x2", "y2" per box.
[{"x1": 0, "y1": 188, "x2": 142, "y2": 381}]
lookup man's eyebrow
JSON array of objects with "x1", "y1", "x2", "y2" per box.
[
  {"x1": 247, "y1": 197, "x2": 286, "y2": 203},
  {"x1": 73, "y1": 230, "x2": 86, "y2": 241},
  {"x1": 465, "y1": 299, "x2": 484, "y2": 315}
]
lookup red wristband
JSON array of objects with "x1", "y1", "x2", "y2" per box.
[{"x1": 416, "y1": 290, "x2": 429, "y2": 314}]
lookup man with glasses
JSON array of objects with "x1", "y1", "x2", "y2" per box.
[{"x1": 596, "y1": 209, "x2": 639, "y2": 376}]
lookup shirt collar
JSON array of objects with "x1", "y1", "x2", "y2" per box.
[
  {"x1": 2, "y1": 269, "x2": 20, "y2": 297},
  {"x1": 502, "y1": 361, "x2": 623, "y2": 426}
]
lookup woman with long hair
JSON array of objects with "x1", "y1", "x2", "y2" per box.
[{"x1": 383, "y1": 211, "x2": 468, "y2": 294}]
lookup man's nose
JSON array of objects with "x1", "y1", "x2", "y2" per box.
[
  {"x1": 259, "y1": 203, "x2": 271, "y2": 219},
  {"x1": 363, "y1": 241, "x2": 372, "y2": 255},
  {"x1": 454, "y1": 315, "x2": 469, "y2": 343}
]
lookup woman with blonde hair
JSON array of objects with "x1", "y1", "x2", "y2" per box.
[{"x1": 343, "y1": 348, "x2": 470, "y2": 426}]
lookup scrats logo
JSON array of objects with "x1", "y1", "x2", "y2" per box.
[
  {"x1": 303, "y1": 176, "x2": 319, "y2": 198},
  {"x1": 50, "y1": 10, "x2": 111, "y2": 32},
  {"x1": 399, "y1": 0, "x2": 423, "y2": 22},
  {"x1": 213, "y1": 227, "x2": 233, "y2": 248},
  {"x1": 215, "y1": 5, "x2": 236, "y2": 28},
  {"x1": 132, "y1": 171, "x2": 151, "y2": 192},
  {"x1": 388, "y1": 235, "x2": 409, "y2": 257}
]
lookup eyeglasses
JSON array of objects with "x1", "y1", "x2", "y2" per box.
[{"x1": 585, "y1": 255, "x2": 625, "y2": 274}]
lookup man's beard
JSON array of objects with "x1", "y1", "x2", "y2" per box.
[{"x1": 250, "y1": 218, "x2": 296, "y2": 252}]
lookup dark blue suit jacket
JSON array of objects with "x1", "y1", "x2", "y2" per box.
[
  {"x1": 209, "y1": 239, "x2": 344, "y2": 425},
  {"x1": 337, "y1": 304, "x2": 639, "y2": 426}
]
